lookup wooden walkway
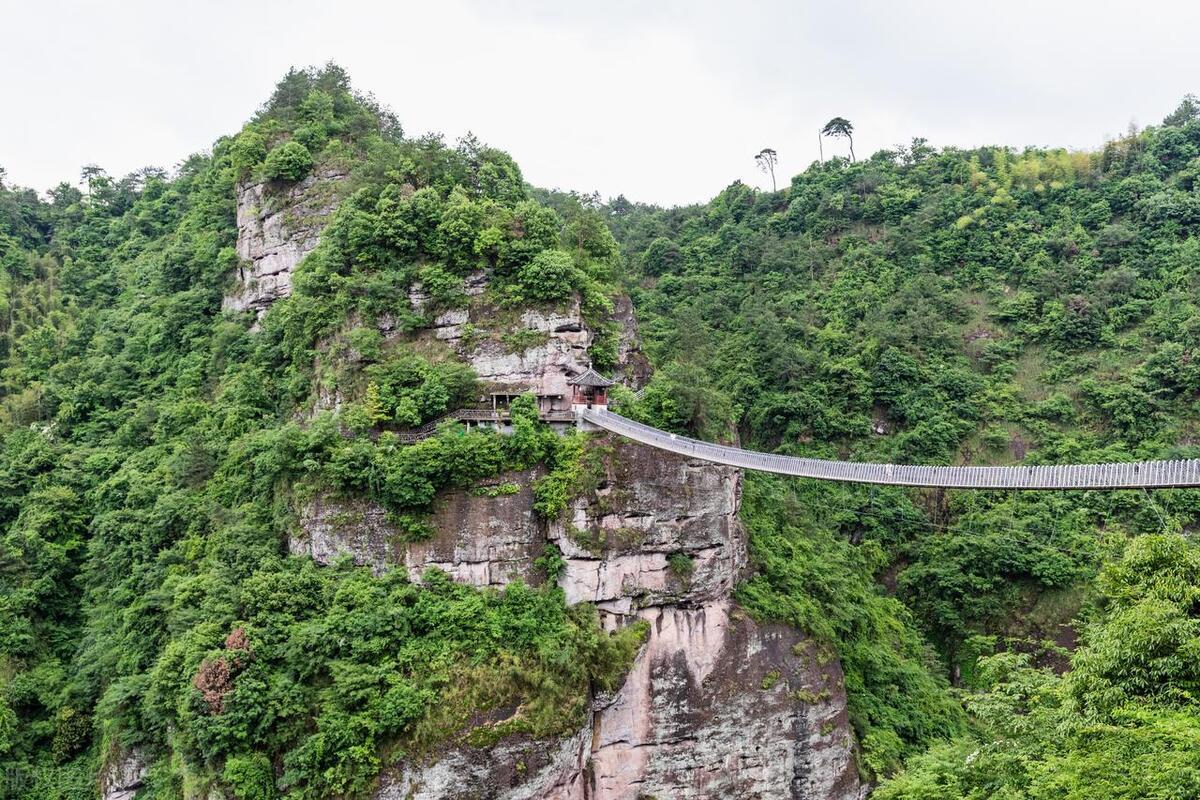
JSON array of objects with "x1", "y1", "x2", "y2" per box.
[{"x1": 580, "y1": 409, "x2": 1200, "y2": 490}]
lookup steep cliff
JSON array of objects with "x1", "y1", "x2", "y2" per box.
[
  {"x1": 221, "y1": 136, "x2": 862, "y2": 798},
  {"x1": 292, "y1": 436, "x2": 864, "y2": 800},
  {"x1": 293, "y1": 439, "x2": 745, "y2": 614},
  {"x1": 222, "y1": 167, "x2": 348, "y2": 318},
  {"x1": 404, "y1": 289, "x2": 645, "y2": 399}
]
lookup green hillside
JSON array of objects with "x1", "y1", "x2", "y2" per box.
[
  {"x1": 601, "y1": 96, "x2": 1200, "y2": 793},
  {"x1": 4, "y1": 61, "x2": 1200, "y2": 798},
  {"x1": 0, "y1": 66, "x2": 642, "y2": 799}
]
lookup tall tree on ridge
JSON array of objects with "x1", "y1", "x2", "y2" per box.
[
  {"x1": 822, "y1": 117, "x2": 855, "y2": 162},
  {"x1": 755, "y1": 147, "x2": 779, "y2": 191}
]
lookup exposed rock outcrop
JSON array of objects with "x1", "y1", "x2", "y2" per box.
[
  {"x1": 394, "y1": 283, "x2": 647, "y2": 404},
  {"x1": 551, "y1": 439, "x2": 745, "y2": 617},
  {"x1": 291, "y1": 437, "x2": 864, "y2": 799},
  {"x1": 222, "y1": 168, "x2": 348, "y2": 318},
  {"x1": 375, "y1": 729, "x2": 589, "y2": 800},
  {"x1": 293, "y1": 470, "x2": 544, "y2": 586},
  {"x1": 378, "y1": 601, "x2": 863, "y2": 800},
  {"x1": 101, "y1": 748, "x2": 148, "y2": 800},
  {"x1": 292, "y1": 440, "x2": 744, "y2": 617},
  {"x1": 407, "y1": 294, "x2": 596, "y2": 401},
  {"x1": 589, "y1": 602, "x2": 861, "y2": 800},
  {"x1": 610, "y1": 293, "x2": 651, "y2": 388}
]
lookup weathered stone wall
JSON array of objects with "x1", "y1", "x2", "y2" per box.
[
  {"x1": 405, "y1": 294, "x2": 596, "y2": 400},
  {"x1": 291, "y1": 437, "x2": 864, "y2": 800},
  {"x1": 610, "y1": 293, "x2": 651, "y2": 388},
  {"x1": 222, "y1": 168, "x2": 348, "y2": 318},
  {"x1": 101, "y1": 748, "x2": 147, "y2": 800},
  {"x1": 396, "y1": 284, "x2": 647, "y2": 403}
]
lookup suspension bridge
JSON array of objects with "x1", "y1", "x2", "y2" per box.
[{"x1": 578, "y1": 408, "x2": 1200, "y2": 490}]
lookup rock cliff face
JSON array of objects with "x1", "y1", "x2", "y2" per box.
[
  {"x1": 390, "y1": 280, "x2": 648, "y2": 402},
  {"x1": 293, "y1": 440, "x2": 744, "y2": 617},
  {"x1": 101, "y1": 749, "x2": 148, "y2": 800},
  {"x1": 610, "y1": 293, "x2": 652, "y2": 386},
  {"x1": 294, "y1": 469, "x2": 544, "y2": 586},
  {"x1": 587, "y1": 603, "x2": 862, "y2": 800},
  {"x1": 375, "y1": 603, "x2": 860, "y2": 800},
  {"x1": 551, "y1": 439, "x2": 745, "y2": 617},
  {"x1": 222, "y1": 168, "x2": 348, "y2": 318},
  {"x1": 281, "y1": 199, "x2": 861, "y2": 797},
  {"x1": 405, "y1": 292, "x2": 601, "y2": 399},
  {"x1": 292, "y1": 438, "x2": 864, "y2": 800}
]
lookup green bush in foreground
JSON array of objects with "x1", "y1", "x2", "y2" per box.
[
  {"x1": 262, "y1": 141, "x2": 313, "y2": 183},
  {"x1": 875, "y1": 535, "x2": 1200, "y2": 799}
]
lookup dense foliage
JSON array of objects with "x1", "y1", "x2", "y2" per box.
[
  {"x1": 605, "y1": 96, "x2": 1200, "y2": 785},
  {"x1": 875, "y1": 535, "x2": 1200, "y2": 799},
  {"x1": 6, "y1": 60, "x2": 1200, "y2": 798},
  {"x1": 0, "y1": 66, "x2": 640, "y2": 799}
]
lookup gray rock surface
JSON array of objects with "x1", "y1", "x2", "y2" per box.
[
  {"x1": 101, "y1": 748, "x2": 148, "y2": 800},
  {"x1": 550, "y1": 439, "x2": 746, "y2": 616},
  {"x1": 377, "y1": 601, "x2": 863, "y2": 800},
  {"x1": 222, "y1": 168, "x2": 347, "y2": 318},
  {"x1": 610, "y1": 293, "x2": 652, "y2": 388},
  {"x1": 587, "y1": 601, "x2": 863, "y2": 800},
  {"x1": 466, "y1": 301, "x2": 593, "y2": 400},
  {"x1": 400, "y1": 290, "x2": 641, "y2": 402},
  {"x1": 293, "y1": 470, "x2": 544, "y2": 586},
  {"x1": 293, "y1": 440, "x2": 744, "y2": 614},
  {"x1": 292, "y1": 437, "x2": 864, "y2": 799}
]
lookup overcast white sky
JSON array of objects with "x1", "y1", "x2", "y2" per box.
[{"x1": 3, "y1": 0, "x2": 1198, "y2": 206}]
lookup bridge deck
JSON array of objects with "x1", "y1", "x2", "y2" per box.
[{"x1": 580, "y1": 409, "x2": 1200, "y2": 490}]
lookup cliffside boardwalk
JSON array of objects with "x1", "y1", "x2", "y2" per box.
[{"x1": 579, "y1": 408, "x2": 1200, "y2": 490}]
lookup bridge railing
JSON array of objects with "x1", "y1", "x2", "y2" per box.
[{"x1": 580, "y1": 408, "x2": 1200, "y2": 490}]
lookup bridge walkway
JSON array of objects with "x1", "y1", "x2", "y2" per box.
[{"x1": 579, "y1": 408, "x2": 1200, "y2": 490}]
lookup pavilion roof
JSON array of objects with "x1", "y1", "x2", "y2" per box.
[{"x1": 567, "y1": 367, "x2": 615, "y2": 388}]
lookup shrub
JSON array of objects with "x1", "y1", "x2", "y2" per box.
[
  {"x1": 262, "y1": 141, "x2": 313, "y2": 183},
  {"x1": 588, "y1": 322, "x2": 621, "y2": 371},
  {"x1": 416, "y1": 263, "x2": 466, "y2": 310},
  {"x1": 224, "y1": 753, "x2": 277, "y2": 800},
  {"x1": 641, "y1": 236, "x2": 681, "y2": 276},
  {"x1": 517, "y1": 249, "x2": 578, "y2": 303},
  {"x1": 667, "y1": 552, "x2": 694, "y2": 578},
  {"x1": 534, "y1": 544, "x2": 567, "y2": 582},
  {"x1": 230, "y1": 129, "x2": 268, "y2": 177}
]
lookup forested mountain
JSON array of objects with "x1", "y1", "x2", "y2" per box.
[
  {"x1": 0, "y1": 66, "x2": 646, "y2": 799},
  {"x1": 600, "y1": 96, "x2": 1200, "y2": 795},
  {"x1": 3, "y1": 63, "x2": 1200, "y2": 799}
]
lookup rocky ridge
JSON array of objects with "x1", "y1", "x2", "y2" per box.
[
  {"x1": 222, "y1": 168, "x2": 348, "y2": 318},
  {"x1": 233, "y1": 173, "x2": 864, "y2": 799},
  {"x1": 294, "y1": 437, "x2": 864, "y2": 799}
]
